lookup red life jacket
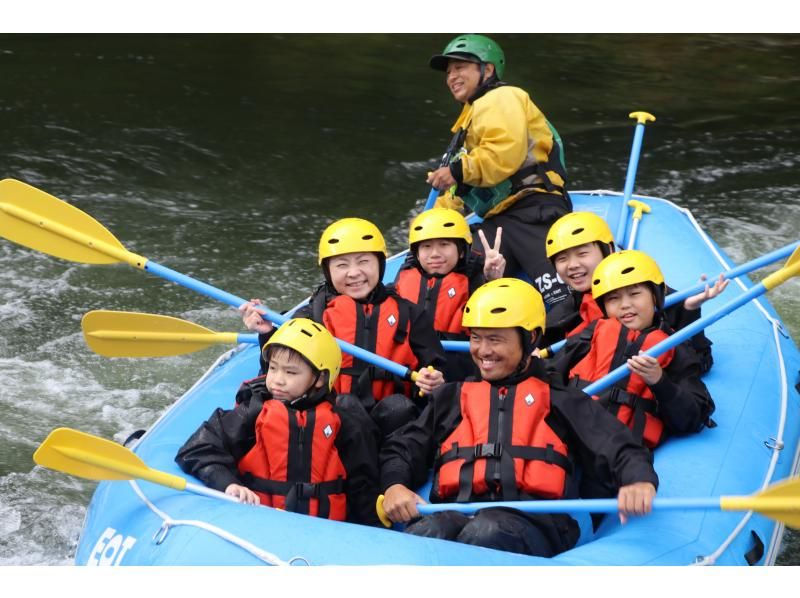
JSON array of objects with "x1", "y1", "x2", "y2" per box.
[
  {"x1": 434, "y1": 378, "x2": 572, "y2": 502},
  {"x1": 322, "y1": 293, "x2": 418, "y2": 401},
  {"x1": 394, "y1": 266, "x2": 470, "y2": 335},
  {"x1": 568, "y1": 318, "x2": 675, "y2": 448},
  {"x1": 237, "y1": 399, "x2": 347, "y2": 520},
  {"x1": 566, "y1": 293, "x2": 604, "y2": 338}
]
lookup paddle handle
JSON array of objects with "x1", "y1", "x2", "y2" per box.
[
  {"x1": 415, "y1": 496, "x2": 721, "y2": 516},
  {"x1": 625, "y1": 199, "x2": 651, "y2": 250},
  {"x1": 582, "y1": 280, "x2": 769, "y2": 396},
  {"x1": 144, "y1": 261, "x2": 415, "y2": 380}
]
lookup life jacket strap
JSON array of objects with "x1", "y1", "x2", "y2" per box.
[
  {"x1": 243, "y1": 476, "x2": 346, "y2": 518},
  {"x1": 436, "y1": 442, "x2": 572, "y2": 474}
]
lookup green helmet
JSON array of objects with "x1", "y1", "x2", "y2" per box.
[{"x1": 429, "y1": 34, "x2": 506, "y2": 80}]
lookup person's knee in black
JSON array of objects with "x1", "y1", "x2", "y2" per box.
[
  {"x1": 405, "y1": 510, "x2": 470, "y2": 541},
  {"x1": 456, "y1": 508, "x2": 558, "y2": 557},
  {"x1": 335, "y1": 393, "x2": 382, "y2": 446},
  {"x1": 335, "y1": 393, "x2": 371, "y2": 416},
  {"x1": 370, "y1": 393, "x2": 418, "y2": 438}
]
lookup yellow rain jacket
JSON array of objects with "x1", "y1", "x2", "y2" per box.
[{"x1": 436, "y1": 85, "x2": 566, "y2": 218}]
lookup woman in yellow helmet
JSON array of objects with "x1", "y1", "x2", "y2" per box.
[
  {"x1": 426, "y1": 34, "x2": 572, "y2": 309},
  {"x1": 380, "y1": 278, "x2": 658, "y2": 557},
  {"x1": 176, "y1": 318, "x2": 382, "y2": 525},
  {"x1": 240, "y1": 217, "x2": 447, "y2": 438}
]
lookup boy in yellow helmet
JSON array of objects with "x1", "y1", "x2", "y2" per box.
[
  {"x1": 547, "y1": 250, "x2": 715, "y2": 451},
  {"x1": 426, "y1": 34, "x2": 572, "y2": 310},
  {"x1": 380, "y1": 278, "x2": 658, "y2": 557},
  {"x1": 240, "y1": 218, "x2": 447, "y2": 437},
  {"x1": 176, "y1": 318, "x2": 381, "y2": 525},
  {"x1": 393, "y1": 208, "x2": 506, "y2": 380}
]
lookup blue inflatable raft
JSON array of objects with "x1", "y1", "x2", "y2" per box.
[{"x1": 73, "y1": 191, "x2": 800, "y2": 566}]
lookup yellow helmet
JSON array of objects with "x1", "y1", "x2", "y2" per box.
[
  {"x1": 263, "y1": 318, "x2": 342, "y2": 391},
  {"x1": 591, "y1": 250, "x2": 665, "y2": 311},
  {"x1": 545, "y1": 211, "x2": 614, "y2": 259},
  {"x1": 408, "y1": 208, "x2": 472, "y2": 247},
  {"x1": 462, "y1": 278, "x2": 546, "y2": 335},
  {"x1": 318, "y1": 218, "x2": 387, "y2": 265}
]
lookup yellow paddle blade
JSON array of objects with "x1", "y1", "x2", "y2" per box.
[
  {"x1": 0, "y1": 178, "x2": 145, "y2": 267},
  {"x1": 81, "y1": 310, "x2": 240, "y2": 357},
  {"x1": 34, "y1": 428, "x2": 186, "y2": 490},
  {"x1": 762, "y1": 245, "x2": 800, "y2": 291},
  {"x1": 721, "y1": 477, "x2": 800, "y2": 529}
]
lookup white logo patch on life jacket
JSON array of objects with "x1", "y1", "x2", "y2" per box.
[
  {"x1": 524, "y1": 393, "x2": 535, "y2": 406},
  {"x1": 387, "y1": 314, "x2": 397, "y2": 327},
  {"x1": 447, "y1": 287, "x2": 456, "y2": 298},
  {"x1": 323, "y1": 424, "x2": 333, "y2": 438}
]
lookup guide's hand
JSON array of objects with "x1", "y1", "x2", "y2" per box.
[{"x1": 427, "y1": 166, "x2": 456, "y2": 191}]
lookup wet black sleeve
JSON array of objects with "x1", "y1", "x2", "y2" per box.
[
  {"x1": 407, "y1": 301, "x2": 448, "y2": 372},
  {"x1": 379, "y1": 382, "x2": 463, "y2": 492},
  {"x1": 550, "y1": 387, "x2": 659, "y2": 490},
  {"x1": 664, "y1": 286, "x2": 714, "y2": 373},
  {"x1": 464, "y1": 252, "x2": 487, "y2": 295},
  {"x1": 175, "y1": 393, "x2": 265, "y2": 492},
  {"x1": 649, "y1": 342, "x2": 716, "y2": 436},
  {"x1": 541, "y1": 293, "x2": 582, "y2": 348},
  {"x1": 333, "y1": 395, "x2": 383, "y2": 526},
  {"x1": 543, "y1": 325, "x2": 593, "y2": 386}
]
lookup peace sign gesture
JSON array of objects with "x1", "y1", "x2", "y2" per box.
[{"x1": 479, "y1": 227, "x2": 506, "y2": 281}]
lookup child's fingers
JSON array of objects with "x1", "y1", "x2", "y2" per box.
[
  {"x1": 477, "y1": 228, "x2": 491, "y2": 253},
  {"x1": 493, "y1": 227, "x2": 503, "y2": 252}
]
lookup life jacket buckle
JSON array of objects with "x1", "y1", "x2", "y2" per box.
[
  {"x1": 474, "y1": 443, "x2": 502, "y2": 458},
  {"x1": 294, "y1": 482, "x2": 319, "y2": 499}
]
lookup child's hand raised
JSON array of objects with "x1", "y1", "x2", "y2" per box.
[
  {"x1": 238, "y1": 299, "x2": 274, "y2": 334},
  {"x1": 479, "y1": 228, "x2": 506, "y2": 281},
  {"x1": 683, "y1": 273, "x2": 730, "y2": 311}
]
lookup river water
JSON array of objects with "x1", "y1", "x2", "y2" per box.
[{"x1": 0, "y1": 33, "x2": 798, "y2": 566}]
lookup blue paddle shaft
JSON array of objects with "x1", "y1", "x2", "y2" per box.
[
  {"x1": 582, "y1": 280, "x2": 768, "y2": 396},
  {"x1": 423, "y1": 187, "x2": 440, "y2": 211},
  {"x1": 144, "y1": 261, "x2": 414, "y2": 380},
  {"x1": 623, "y1": 124, "x2": 646, "y2": 200},
  {"x1": 615, "y1": 122, "x2": 648, "y2": 246},
  {"x1": 417, "y1": 496, "x2": 720, "y2": 516},
  {"x1": 441, "y1": 340, "x2": 469, "y2": 353},
  {"x1": 663, "y1": 240, "x2": 799, "y2": 308},
  {"x1": 238, "y1": 333, "x2": 259, "y2": 345}
]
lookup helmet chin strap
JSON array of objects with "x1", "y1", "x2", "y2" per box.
[
  {"x1": 289, "y1": 371, "x2": 327, "y2": 408},
  {"x1": 513, "y1": 328, "x2": 537, "y2": 375}
]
